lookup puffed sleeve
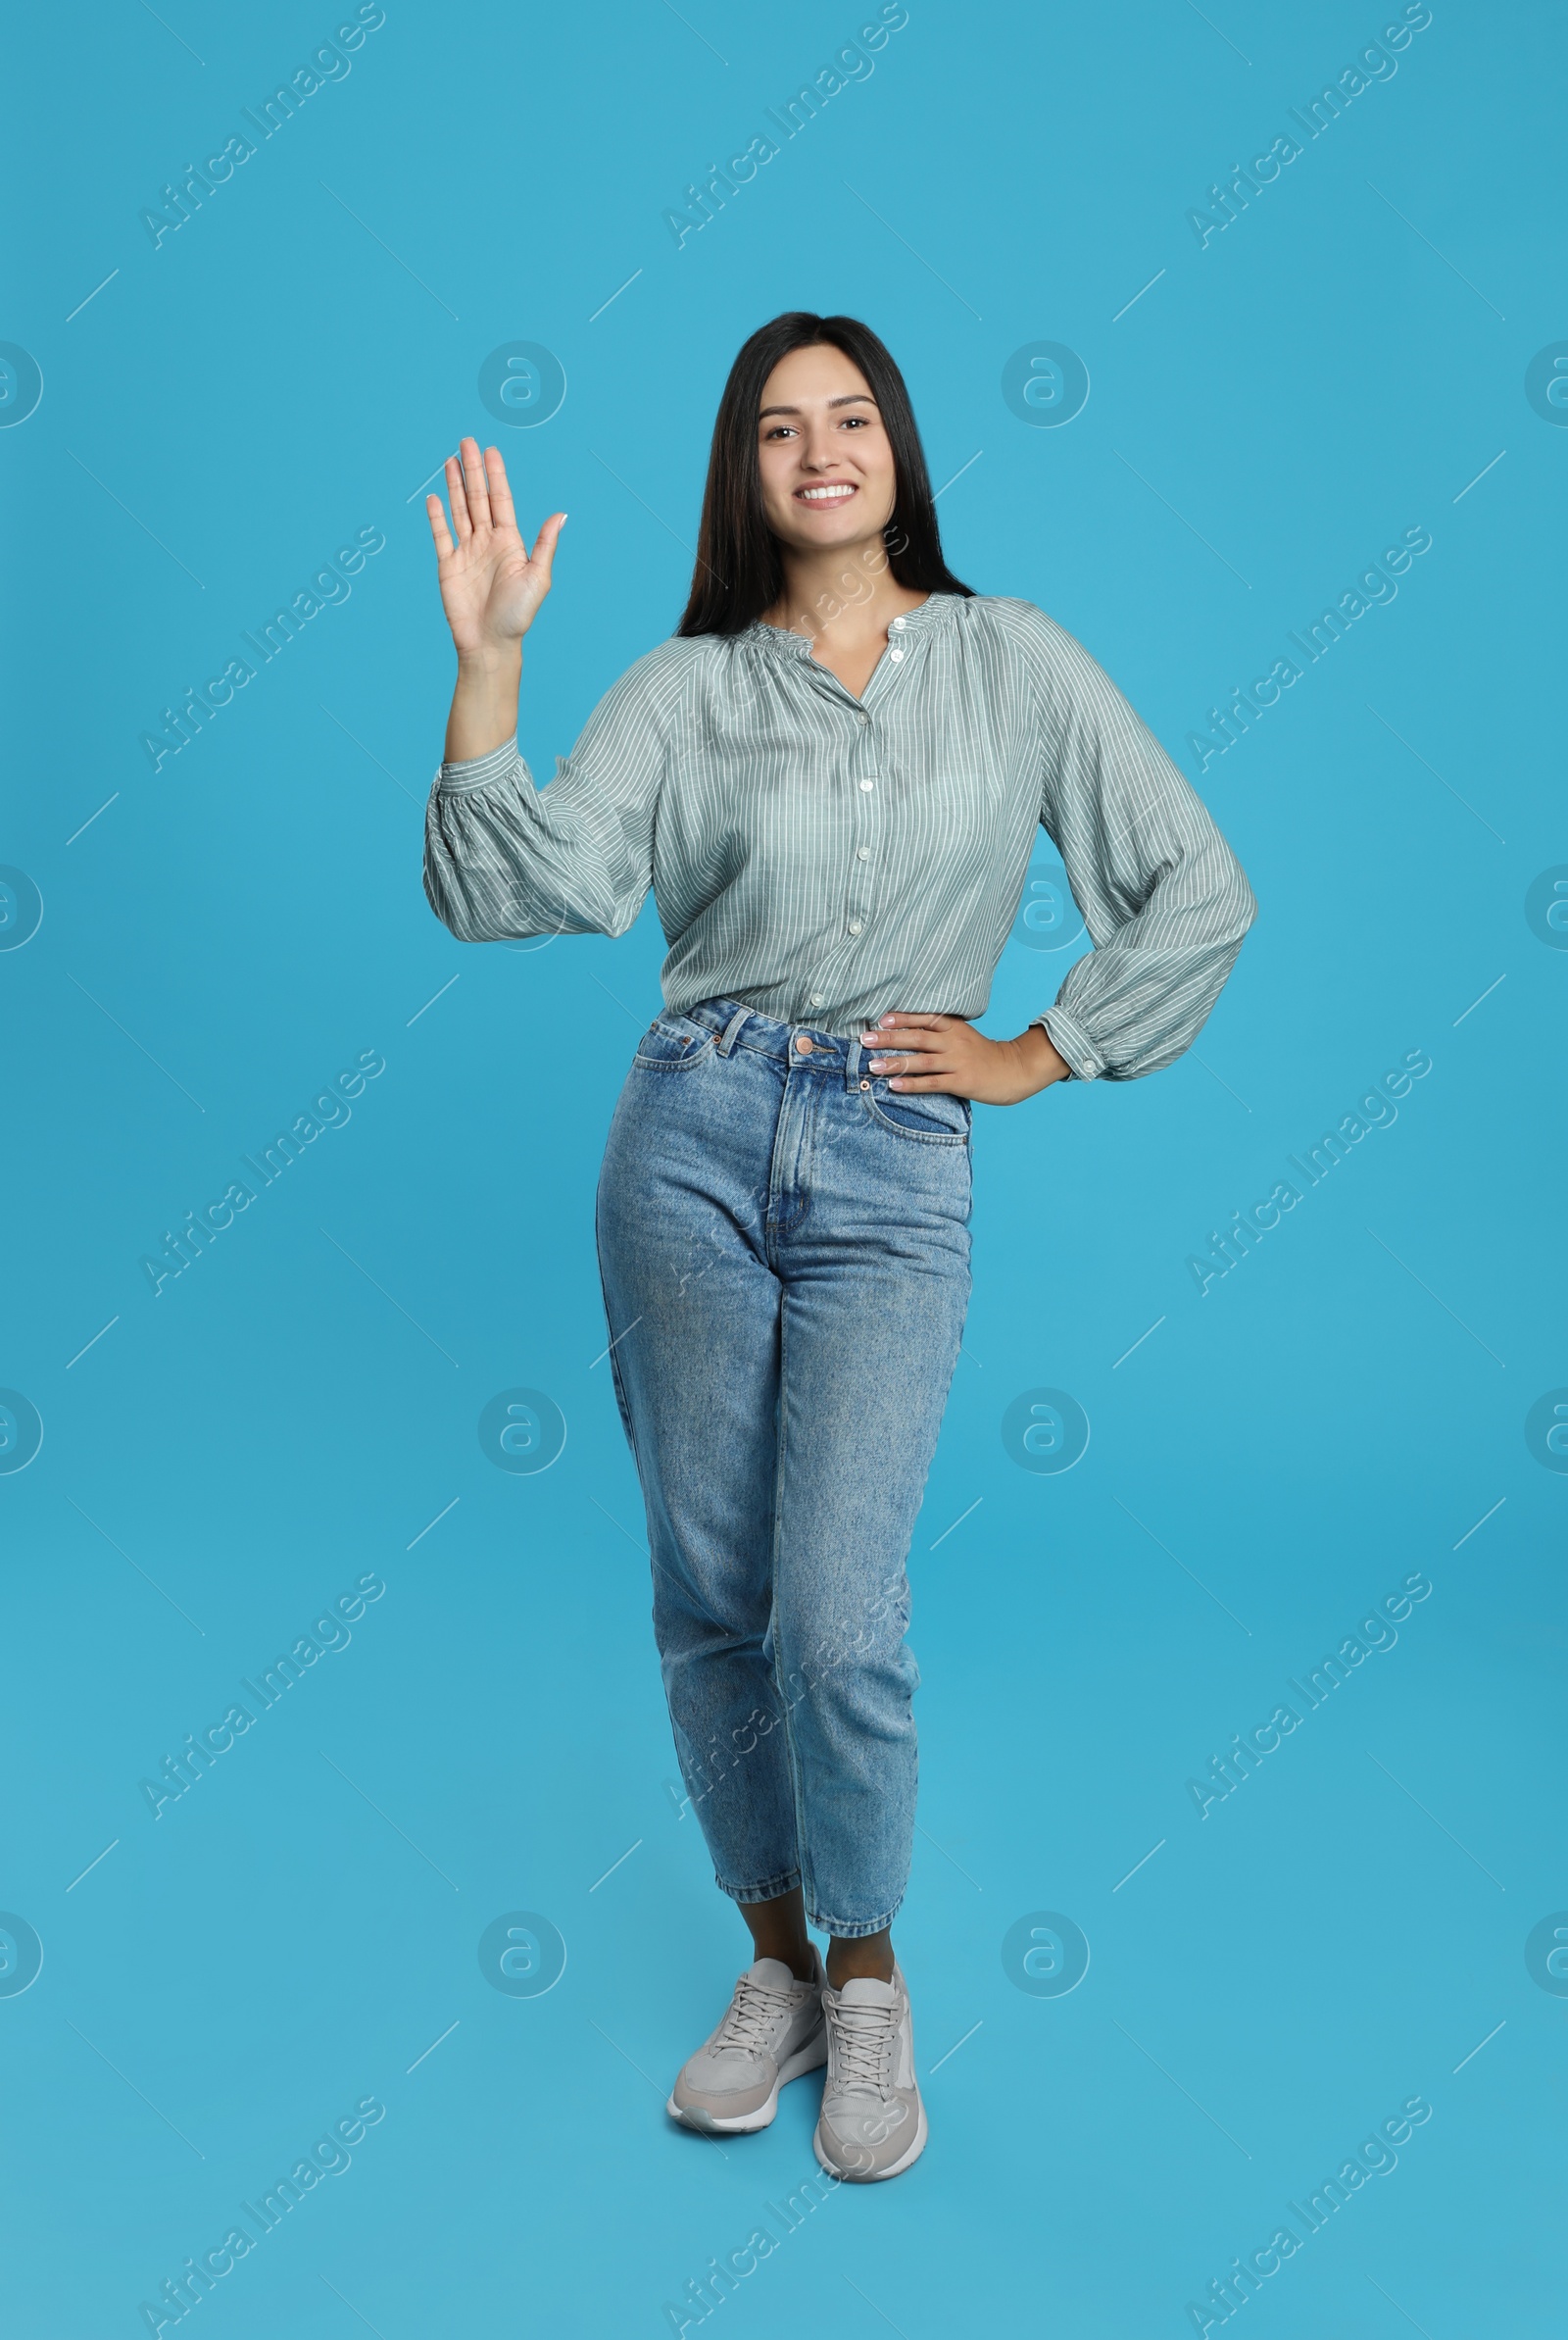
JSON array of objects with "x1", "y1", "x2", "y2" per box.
[
  {"x1": 1011, "y1": 606, "x2": 1257, "y2": 1080},
  {"x1": 422, "y1": 641, "x2": 690, "y2": 944}
]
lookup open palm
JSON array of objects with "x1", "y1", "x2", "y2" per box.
[{"x1": 426, "y1": 436, "x2": 564, "y2": 660}]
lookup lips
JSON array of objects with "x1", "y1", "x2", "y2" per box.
[{"x1": 795, "y1": 482, "x2": 858, "y2": 504}]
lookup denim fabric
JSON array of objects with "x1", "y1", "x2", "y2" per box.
[{"x1": 595, "y1": 996, "x2": 973, "y2": 1937}]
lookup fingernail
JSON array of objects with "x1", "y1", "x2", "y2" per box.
[{"x1": 879, "y1": 1014, "x2": 894, "y2": 1027}]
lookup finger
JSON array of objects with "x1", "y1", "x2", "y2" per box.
[
  {"x1": 865, "y1": 1029, "x2": 947, "y2": 1058},
  {"x1": 484, "y1": 444, "x2": 516, "y2": 532},
  {"x1": 524, "y1": 511, "x2": 568, "y2": 586},
  {"x1": 445, "y1": 453, "x2": 471, "y2": 543},
  {"x1": 459, "y1": 434, "x2": 492, "y2": 530},
  {"x1": 871, "y1": 1012, "x2": 951, "y2": 1032},
  {"x1": 424, "y1": 493, "x2": 455, "y2": 559},
  {"x1": 886, "y1": 1074, "x2": 960, "y2": 1092}
]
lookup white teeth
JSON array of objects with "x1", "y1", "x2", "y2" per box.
[{"x1": 799, "y1": 484, "x2": 856, "y2": 501}]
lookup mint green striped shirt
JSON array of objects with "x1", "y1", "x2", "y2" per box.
[{"x1": 422, "y1": 591, "x2": 1255, "y2": 1080}]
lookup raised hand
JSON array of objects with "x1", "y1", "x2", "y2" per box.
[{"x1": 426, "y1": 436, "x2": 565, "y2": 662}]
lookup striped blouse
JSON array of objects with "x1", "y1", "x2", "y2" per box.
[{"x1": 422, "y1": 590, "x2": 1255, "y2": 1080}]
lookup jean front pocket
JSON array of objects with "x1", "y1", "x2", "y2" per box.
[
  {"x1": 862, "y1": 1083, "x2": 971, "y2": 1145},
  {"x1": 632, "y1": 1013, "x2": 717, "y2": 1071}
]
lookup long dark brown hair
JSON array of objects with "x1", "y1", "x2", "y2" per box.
[{"x1": 676, "y1": 312, "x2": 973, "y2": 637}]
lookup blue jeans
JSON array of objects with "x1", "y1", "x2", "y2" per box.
[{"x1": 595, "y1": 997, "x2": 972, "y2": 1938}]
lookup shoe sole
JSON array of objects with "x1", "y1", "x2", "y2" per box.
[
  {"x1": 813, "y1": 2094, "x2": 928, "y2": 2182},
  {"x1": 666, "y1": 2029, "x2": 828, "y2": 2134}
]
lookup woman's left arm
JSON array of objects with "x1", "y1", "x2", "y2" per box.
[
  {"x1": 1020, "y1": 613, "x2": 1257, "y2": 1082},
  {"x1": 867, "y1": 609, "x2": 1256, "y2": 1103}
]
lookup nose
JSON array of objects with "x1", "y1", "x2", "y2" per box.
[{"x1": 798, "y1": 419, "x2": 845, "y2": 472}]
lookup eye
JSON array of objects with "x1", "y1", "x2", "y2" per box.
[
  {"x1": 840, "y1": 415, "x2": 870, "y2": 428},
  {"x1": 762, "y1": 422, "x2": 799, "y2": 441}
]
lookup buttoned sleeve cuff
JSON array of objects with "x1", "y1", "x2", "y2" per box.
[
  {"x1": 1030, "y1": 1006, "x2": 1101, "y2": 1081},
  {"x1": 435, "y1": 735, "x2": 522, "y2": 799}
]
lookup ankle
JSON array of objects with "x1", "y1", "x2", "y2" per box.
[
  {"x1": 739, "y1": 1885, "x2": 816, "y2": 1984},
  {"x1": 825, "y1": 1941, "x2": 895, "y2": 1990},
  {"x1": 745, "y1": 1934, "x2": 815, "y2": 1984}
]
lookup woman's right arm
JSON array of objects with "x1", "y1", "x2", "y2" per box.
[
  {"x1": 430, "y1": 434, "x2": 564, "y2": 764},
  {"x1": 421, "y1": 438, "x2": 668, "y2": 946}
]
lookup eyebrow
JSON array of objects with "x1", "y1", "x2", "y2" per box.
[{"x1": 757, "y1": 393, "x2": 878, "y2": 419}]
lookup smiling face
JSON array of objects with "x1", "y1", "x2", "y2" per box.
[{"x1": 756, "y1": 341, "x2": 900, "y2": 559}]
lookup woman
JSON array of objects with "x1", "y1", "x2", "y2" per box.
[{"x1": 422, "y1": 312, "x2": 1255, "y2": 2183}]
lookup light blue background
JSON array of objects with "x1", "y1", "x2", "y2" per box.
[{"x1": 3, "y1": 1, "x2": 1563, "y2": 2333}]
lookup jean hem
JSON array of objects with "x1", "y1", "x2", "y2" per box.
[
  {"x1": 808, "y1": 1891, "x2": 906, "y2": 1940},
  {"x1": 717, "y1": 1868, "x2": 803, "y2": 1908}
]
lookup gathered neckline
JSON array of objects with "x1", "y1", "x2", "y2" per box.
[{"x1": 742, "y1": 591, "x2": 956, "y2": 655}]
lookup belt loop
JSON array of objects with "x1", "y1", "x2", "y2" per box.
[
  {"x1": 716, "y1": 1006, "x2": 751, "y2": 1058},
  {"x1": 845, "y1": 1033, "x2": 862, "y2": 1091}
]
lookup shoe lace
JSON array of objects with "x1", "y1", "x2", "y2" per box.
[
  {"x1": 829, "y1": 1995, "x2": 897, "y2": 2092},
  {"x1": 713, "y1": 1972, "x2": 799, "y2": 2056}
]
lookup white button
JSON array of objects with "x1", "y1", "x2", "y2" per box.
[
  {"x1": 848, "y1": 921, "x2": 863, "y2": 935},
  {"x1": 891, "y1": 617, "x2": 905, "y2": 630},
  {"x1": 809, "y1": 993, "x2": 824, "y2": 1007},
  {"x1": 857, "y1": 846, "x2": 870, "y2": 861},
  {"x1": 858, "y1": 778, "x2": 874, "y2": 792},
  {"x1": 858, "y1": 712, "x2": 870, "y2": 723},
  {"x1": 889, "y1": 648, "x2": 904, "y2": 662}
]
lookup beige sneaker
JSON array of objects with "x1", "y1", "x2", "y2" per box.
[
  {"x1": 667, "y1": 1952, "x2": 827, "y2": 2134},
  {"x1": 813, "y1": 1963, "x2": 927, "y2": 2181}
]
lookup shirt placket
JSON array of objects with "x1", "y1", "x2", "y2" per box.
[{"x1": 799, "y1": 613, "x2": 913, "y2": 1018}]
